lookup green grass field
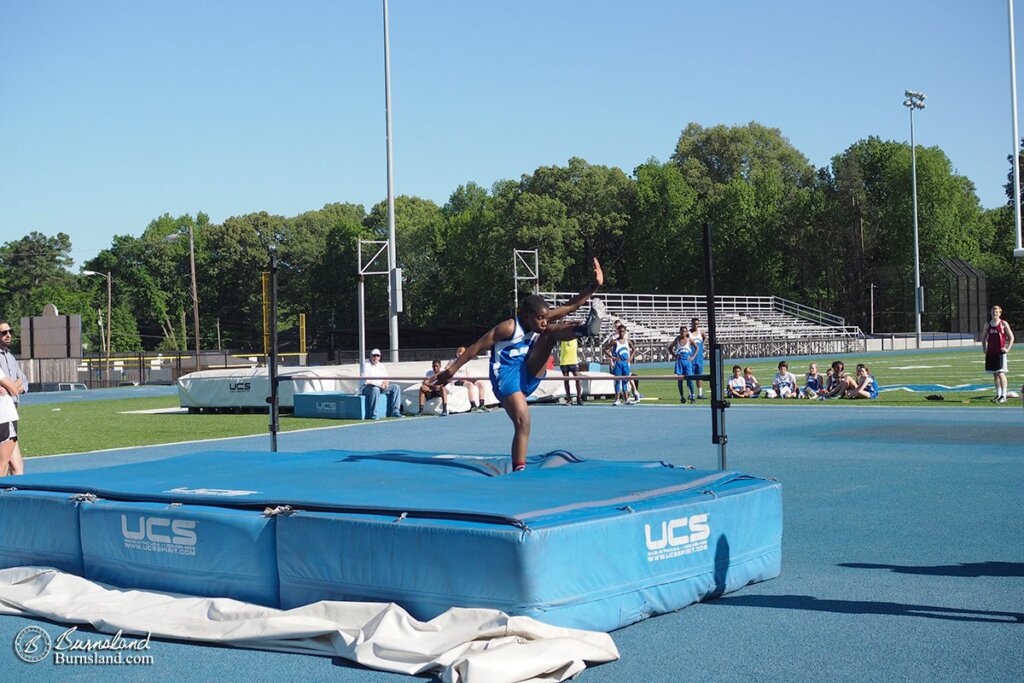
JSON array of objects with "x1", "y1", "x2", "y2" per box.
[
  {"x1": 635, "y1": 347, "x2": 1022, "y2": 407},
  {"x1": 15, "y1": 347, "x2": 1021, "y2": 459},
  {"x1": 18, "y1": 397, "x2": 361, "y2": 458}
]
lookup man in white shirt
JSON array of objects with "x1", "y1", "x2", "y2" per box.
[{"x1": 361, "y1": 349, "x2": 402, "y2": 419}]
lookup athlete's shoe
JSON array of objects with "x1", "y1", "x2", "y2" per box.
[
  {"x1": 612, "y1": 399, "x2": 622, "y2": 406},
  {"x1": 688, "y1": 396, "x2": 696, "y2": 404},
  {"x1": 576, "y1": 298, "x2": 606, "y2": 338},
  {"x1": 680, "y1": 397, "x2": 687, "y2": 404},
  {"x1": 481, "y1": 404, "x2": 492, "y2": 412},
  {"x1": 512, "y1": 463, "x2": 526, "y2": 473},
  {"x1": 990, "y1": 396, "x2": 1001, "y2": 403},
  {"x1": 626, "y1": 398, "x2": 636, "y2": 405},
  {"x1": 441, "y1": 407, "x2": 449, "y2": 416},
  {"x1": 996, "y1": 396, "x2": 1008, "y2": 404}
]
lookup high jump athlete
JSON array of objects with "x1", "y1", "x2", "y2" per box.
[{"x1": 432, "y1": 258, "x2": 605, "y2": 472}]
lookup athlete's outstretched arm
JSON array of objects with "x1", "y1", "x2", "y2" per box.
[
  {"x1": 548, "y1": 258, "x2": 604, "y2": 321},
  {"x1": 431, "y1": 319, "x2": 514, "y2": 385}
]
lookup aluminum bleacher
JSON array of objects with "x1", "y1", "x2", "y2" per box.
[{"x1": 539, "y1": 292, "x2": 864, "y2": 361}]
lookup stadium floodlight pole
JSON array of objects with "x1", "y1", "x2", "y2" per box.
[
  {"x1": 383, "y1": 0, "x2": 401, "y2": 362},
  {"x1": 82, "y1": 270, "x2": 112, "y2": 384},
  {"x1": 1009, "y1": 0, "x2": 1024, "y2": 257},
  {"x1": 904, "y1": 90, "x2": 926, "y2": 349}
]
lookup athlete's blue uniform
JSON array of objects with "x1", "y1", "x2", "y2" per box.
[
  {"x1": 689, "y1": 328, "x2": 705, "y2": 375},
  {"x1": 612, "y1": 340, "x2": 631, "y2": 393},
  {"x1": 865, "y1": 375, "x2": 878, "y2": 399},
  {"x1": 490, "y1": 318, "x2": 542, "y2": 402},
  {"x1": 673, "y1": 337, "x2": 695, "y2": 400}
]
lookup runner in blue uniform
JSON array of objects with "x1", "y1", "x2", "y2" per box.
[
  {"x1": 667, "y1": 325, "x2": 698, "y2": 403},
  {"x1": 603, "y1": 325, "x2": 635, "y2": 405},
  {"x1": 688, "y1": 317, "x2": 706, "y2": 399},
  {"x1": 433, "y1": 258, "x2": 605, "y2": 472}
]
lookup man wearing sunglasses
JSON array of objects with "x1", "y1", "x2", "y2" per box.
[{"x1": 0, "y1": 320, "x2": 26, "y2": 475}]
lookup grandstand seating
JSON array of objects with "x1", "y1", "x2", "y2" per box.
[{"x1": 540, "y1": 292, "x2": 864, "y2": 360}]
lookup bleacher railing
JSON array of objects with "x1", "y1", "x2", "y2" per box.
[{"x1": 541, "y1": 291, "x2": 864, "y2": 359}]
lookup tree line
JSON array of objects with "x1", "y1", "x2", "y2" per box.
[{"x1": 2, "y1": 121, "x2": 1022, "y2": 355}]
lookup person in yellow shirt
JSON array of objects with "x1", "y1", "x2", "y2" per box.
[{"x1": 559, "y1": 338, "x2": 584, "y2": 405}]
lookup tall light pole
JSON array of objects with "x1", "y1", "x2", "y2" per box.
[
  {"x1": 165, "y1": 227, "x2": 201, "y2": 372},
  {"x1": 904, "y1": 90, "x2": 926, "y2": 349},
  {"x1": 1009, "y1": 0, "x2": 1024, "y2": 257},
  {"x1": 82, "y1": 270, "x2": 112, "y2": 383},
  {"x1": 383, "y1": 0, "x2": 401, "y2": 363}
]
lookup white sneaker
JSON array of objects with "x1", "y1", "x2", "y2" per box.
[
  {"x1": 996, "y1": 396, "x2": 1008, "y2": 404},
  {"x1": 612, "y1": 399, "x2": 622, "y2": 406},
  {"x1": 626, "y1": 398, "x2": 636, "y2": 405},
  {"x1": 580, "y1": 298, "x2": 607, "y2": 337}
]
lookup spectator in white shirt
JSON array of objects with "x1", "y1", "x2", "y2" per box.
[{"x1": 361, "y1": 349, "x2": 402, "y2": 418}]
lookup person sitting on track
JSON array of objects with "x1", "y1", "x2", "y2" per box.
[
  {"x1": 445, "y1": 346, "x2": 490, "y2": 412},
  {"x1": 763, "y1": 360, "x2": 799, "y2": 399},
  {"x1": 801, "y1": 362, "x2": 826, "y2": 399},
  {"x1": 418, "y1": 359, "x2": 449, "y2": 416},
  {"x1": 842, "y1": 363, "x2": 878, "y2": 400},
  {"x1": 431, "y1": 258, "x2": 606, "y2": 473},
  {"x1": 743, "y1": 366, "x2": 762, "y2": 398},
  {"x1": 726, "y1": 364, "x2": 751, "y2": 398}
]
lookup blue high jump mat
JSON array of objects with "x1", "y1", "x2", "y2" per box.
[{"x1": 0, "y1": 450, "x2": 782, "y2": 632}]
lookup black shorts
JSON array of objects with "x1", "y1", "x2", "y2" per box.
[
  {"x1": 985, "y1": 352, "x2": 1007, "y2": 374},
  {"x1": 0, "y1": 420, "x2": 18, "y2": 442},
  {"x1": 560, "y1": 364, "x2": 579, "y2": 375},
  {"x1": 422, "y1": 387, "x2": 444, "y2": 400}
]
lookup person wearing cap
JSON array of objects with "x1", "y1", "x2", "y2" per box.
[{"x1": 360, "y1": 349, "x2": 402, "y2": 419}]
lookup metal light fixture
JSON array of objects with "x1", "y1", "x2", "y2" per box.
[{"x1": 903, "y1": 90, "x2": 926, "y2": 349}]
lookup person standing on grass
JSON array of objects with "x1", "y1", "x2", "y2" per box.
[
  {"x1": 0, "y1": 321, "x2": 26, "y2": 475},
  {"x1": 431, "y1": 258, "x2": 605, "y2": 472},
  {"x1": 604, "y1": 324, "x2": 635, "y2": 406},
  {"x1": 667, "y1": 325, "x2": 698, "y2": 403},
  {"x1": 689, "y1": 317, "x2": 706, "y2": 400},
  {"x1": 0, "y1": 363, "x2": 23, "y2": 476},
  {"x1": 982, "y1": 305, "x2": 1014, "y2": 404},
  {"x1": 558, "y1": 338, "x2": 584, "y2": 405}
]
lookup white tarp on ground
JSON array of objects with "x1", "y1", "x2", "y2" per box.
[{"x1": 0, "y1": 567, "x2": 618, "y2": 683}]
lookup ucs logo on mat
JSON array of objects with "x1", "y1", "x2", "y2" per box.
[
  {"x1": 121, "y1": 515, "x2": 198, "y2": 556},
  {"x1": 14, "y1": 625, "x2": 52, "y2": 663},
  {"x1": 644, "y1": 514, "x2": 710, "y2": 563}
]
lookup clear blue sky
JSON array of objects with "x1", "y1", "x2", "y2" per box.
[{"x1": 2, "y1": 0, "x2": 1021, "y2": 265}]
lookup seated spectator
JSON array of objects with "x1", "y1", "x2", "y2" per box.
[
  {"x1": 726, "y1": 364, "x2": 751, "y2": 398},
  {"x1": 360, "y1": 348, "x2": 402, "y2": 419},
  {"x1": 765, "y1": 360, "x2": 798, "y2": 398},
  {"x1": 419, "y1": 359, "x2": 449, "y2": 416},
  {"x1": 843, "y1": 363, "x2": 878, "y2": 399},
  {"x1": 445, "y1": 346, "x2": 490, "y2": 412},
  {"x1": 743, "y1": 367, "x2": 762, "y2": 398},
  {"x1": 802, "y1": 362, "x2": 825, "y2": 399},
  {"x1": 823, "y1": 360, "x2": 848, "y2": 399}
]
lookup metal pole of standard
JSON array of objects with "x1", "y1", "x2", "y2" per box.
[
  {"x1": 703, "y1": 223, "x2": 728, "y2": 470},
  {"x1": 1009, "y1": 0, "x2": 1024, "y2": 257},
  {"x1": 268, "y1": 252, "x2": 280, "y2": 453},
  {"x1": 382, "y1": 0, "x2": 401, "y2": 362}
]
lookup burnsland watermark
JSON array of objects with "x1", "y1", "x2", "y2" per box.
[{"x1": 14, "y1": 625, "x2": 155, "y2": 666}]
